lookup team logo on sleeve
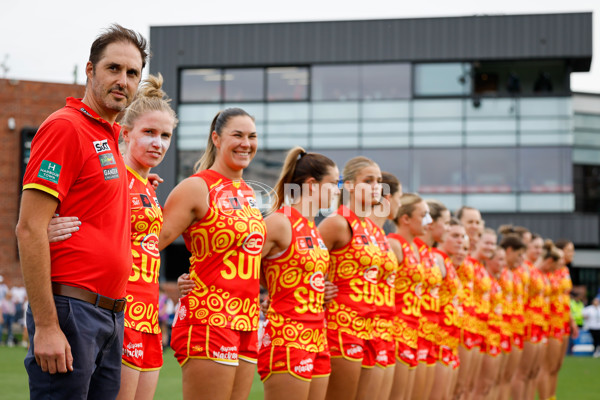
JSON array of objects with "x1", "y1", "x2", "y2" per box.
[
  {"x1": 37, "y1": 160, "x2": 61, "y2": 184},
  {"x1": 93, "y1": 139, "x2": 110, "y2": 153},
  {"x1": 242, "y1": 232, "x2": 264, "y2": 255}
]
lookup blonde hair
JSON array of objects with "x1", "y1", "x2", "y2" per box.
[
  {"x1": 270, "y1": 146, "x2": 336, "y2": 213},
  {"x1": 395, "y1": 192, "x2": 423, "y2": 224},
  {"x1": 338, "y1": 156, "x2": 378, "y2": 207},
  {"x1": 194, "y1": 108, "x2": 254, "y2": 172},
  {"x1": 542, "y1": 239, "x2": 562, "y2": 261},
  {"x1": 120, "y1": 73, "x2": 178, "y2": 129}
]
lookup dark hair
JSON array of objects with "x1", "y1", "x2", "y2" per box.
[
  {"x1": 194, "y1": 108, "x2": 254, "y2": 172},
  {"x1": 555, "y1": 239, "x2": 573, "y2": 250},
  {"x1": 449, "y1": 218, "x2": 462, "y2": 227},
  {"x1": 381, "y1": 172, "x2": 401, "y2": 197},
  {"x1": 89, "y1": 24, "x2": 148, "y2": 69},
  {"x1": 455, "y1": 206, "x2": 478, "y2": 220},
  {"x1": 271, "y1": 147, "x2": 336, "y2": 212},
  {"x1": 427, "y1": 199, "x2": 448, "y2": 222},
  {"x1": 498, "y1": 224, "x2": 530, "y2": 240},
  {"x1": 499, "y1": 235, "x2": 526, "y2": 251}
]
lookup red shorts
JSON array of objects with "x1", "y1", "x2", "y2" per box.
[
  {"x1": 500, "y1": 334, "x2": 512, "y2": 353},
  {"x1": 363, "y1": 338, "x2": 395, "y2": 368},
  {"x1": 526, "y1": 324, "x2": 544, "y2": 344},
  {"x1": 395, "y1": 340, "x2": 418, "y2": 369},
  {"x1": 327, "y1": 329, "x2": 365, "y2": 362},
  {"x1": 460, "y1": 329, "x2": 481, "y2": 350},
  {"x1": 258, "y1": 345, "x2": 330, "y2": 382},
  {"x1": 439, "y1": 345, "x2": 459, "y2": 369},
  {"x1": 121, "y1": 327, "x2": 163, "y2": 371},
  {"x1": 484, "y1": 343, "x2": 501, "y2": 357},
  {"x1": 417, "y1": 337, "x2": 436, "y2": 365},
  {"x1": 564, "y1": 321, "x2": 571, "y2": 336},
  {"x1": 513, "y1": 333, "x2": 524, "y2": 350},
  {"x1": 552, "y1": 326, "x2": 565, "y2": 340},
  {"x1": 171, "y1": 324, "x2": 258, "y2": 366}
]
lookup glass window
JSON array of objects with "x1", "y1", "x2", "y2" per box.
[
  {"x1": 362, "y1": 101, "x2": 410, "y2": 119},
  {"x1": 465, "y1": 194, "x2": 517, "y2": 212},
  {"x1": 312, "y1": 65, "x2": 360, "y2": 101},
  {"x1": 312, "y1": 102, "x2": 359, "y2": 121},
  {"x1": 519, "y1": 194, "x2": 574, "y2": 212},
  {"x1": 363, "y1": 149, "x2": 411, "y2": 191},
  {"x1": 413, "y1": 99, "x2": 463, "y2": 118},
  {"x1": 180, "y1": 69, "x2": 222, "y2": 102},
  {"x1": 266, "y1": 103, "x2": 310, "y2": 122},
  {"x1": 412, "y1": 149, "x2": 463, "y2": 194},
  {"x1": 361, "y1": 63, "x2": 411, "y2": 100},
  {"x1": 267, "y1": 67, "x2": 309, "y2": 101},
  {"x1": 519, "y1": 147, "x2": 572, "y2": 192},
  {"x1": 464, "y1": 148, "x2": 517, "y2": 193},
  {"x1": 414, "y1": 63, "x2": 471, "y2": 96},
  {"x1": 223, "y1": 68, "x2": 263, "y2": 102}
]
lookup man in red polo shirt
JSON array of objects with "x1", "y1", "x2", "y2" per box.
[{"x1": 15, "y1": 25, "x2": 147, "y2": 400}]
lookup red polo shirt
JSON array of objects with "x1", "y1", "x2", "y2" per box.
[{"x1": 23, "y1": 97, "x2": 131, "y2": 299}]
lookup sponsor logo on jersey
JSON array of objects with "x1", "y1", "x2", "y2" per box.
[
  {"x1": 296, "y1": 236, "x2": 315, "y2": 251},
  {"x1": 140, "y1": 194, "x2": 152, "y2": 208},
  {"x1": 141, "y1": 233, "x2": 160, "y2": 257},
  {"x1": 103, "y1": 167, "x2": 119, "y2": 181},
  {"x1": 93, "y1": 139, "x2": 110, "y2": 153},
  {"x1": 243, "y1": 232, "x2": 264, "y2": 255},
  {"x1": 131, "y1": 194, "x2": 142, "y2": 208},
  {"x1": 317, "y1": 238, "x2": 327, "y2": 250},
  {"x1": 247, "y1": 197, "x2": 258, "y2": 208},
  {"x1": 37, "y1": 160, "x2": 61, "y2": 184},
  {"x1": 310, "y1": 271, "x2": 326, "y2": 292},
  {"x1": 364, "y1": 265, "x2": 379, "y2": 284},
  {"x1": 98, "y1": 153, "x2": 116, "y2": 167},
  {"x1": 355, "y1": 235, "x2": 369, "y2": 245}
]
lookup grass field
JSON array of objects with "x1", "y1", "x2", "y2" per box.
[{"x1": 1, "y1": 346, "x2": 598, "y2": 399}]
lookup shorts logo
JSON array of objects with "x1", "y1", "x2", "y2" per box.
[
  {"x1": 213, "y1": 345, "x2": 238, "y2": 361},
  {"x1": 93, "y1": 139, "x2": 110, "y2": 153},
  {"x1": 274, "y1": 361, "x2": 286, "y2": 368},
  {"x1": 346, "y1": 344, "x2": 363, "y2": 357},
  {"x1": 141, "y1": 233, "x2": 160, "y2": 257},
  {"x1": 98, "y1": 153, "x2": 116, "y2": 167},
  {"x1": 310, "y1": 271, "x2": 326, "y2": 292},
  {"x1": 103, "y1": 167, "x2": 119, "y2": 181},
  {"x1": 294, "y1": 358, "x2": 314, "y2": 374},
  {"x1": 37, "y1": 160, "x2": 61, "y2": 184},
  {"x1": 123, "y1": 342, "x2": 144, "y2": 359},
  {"x1": 402, "y1": 350, "x2": 415, "y2": 360},
  {"x1": 243, "y1": 232, "x2": 264, "y2": 255},
  {"x1": 364, "y1": 265, "x2": 379, "y2": 284}
]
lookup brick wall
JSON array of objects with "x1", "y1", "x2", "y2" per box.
[{"x1": 0, "y1": 79, "x2": 84, "y2": 287}]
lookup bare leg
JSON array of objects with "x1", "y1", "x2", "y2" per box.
[
  {"x1": 471, "y1": 354, "x2": 502, "y2": 400},
  {"x1": 230, "y1": 360, "x2": 257, "y2": 400},
  {"x1": 428, "y1": 362, "x2": 452, "y2": 400},
  {"x1": 116, "y1": 365, "x2": 141, "y2": 400},
  {"x1": 454, "y1": 346, "x2": 475, "y2": 400},
  {"x1": 465, "y1": 349, "x2": 484, "y2": 400},
  {"x1": 389, "y1": 362, "x2": 415, "y2": 400},
  {"x1": 499, "y1": 348, "x2": 521, "y2": 400},
  {"x1": 411, "y1": 362, "x2": 428, "y2": 400},
  {"x1": 325, "y1": 358, "x2": 362, "y2": 400},
  {"x1": 379, "y1": 365, "x2": 396, "y2": 400},
  {"x1": 308, "y1": 376, "x2": 330, "y2": 400},
  {"x1": 356, "y1": 366, "x2": 386, "y2": 400},
  {"x1": 511, "y1": 341, "x2": 536, "y2": 400},
  {"x1": 264, "y1": 373, "x2": 311, "y2": 400},
  {"x1": 182, "y1": 359, "x2": 236, "y2": 400}
]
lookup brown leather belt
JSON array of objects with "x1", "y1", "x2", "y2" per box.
[{"x1": 52, "y1": 283, "x2": 126, "y2": 313}]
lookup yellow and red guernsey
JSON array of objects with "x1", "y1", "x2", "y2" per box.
[
  {"x1": 472, "y1": 260, "x2": 492, "y2": 337},
  {"x1": 498, "y1": 268, "x2": 514, "y2": 339},
  {"x1": 262, "y1": 206, "x2": 329, "y2": 351},
  {"x1": 432, "y1": 248, "x2": 461, "y2": 353},
  {"x1": 457, "y1": 257, "x2": 478, "y2": 335},
  {"x1": 326, "y1": 205, "x2": 383, "y2": 340},
  {"x1": 371, "y1": 225, "x2": 398, "y2": 342},
  {"x1": 124, "y1": 166, "x2": 163, "y2": 333},
  {"x1": 511, "y1": 265, "x2": 527, "y2": 337},
  {"x1": 486, "y1": 276, "x2": 503, "y2": 354},
  {"x1": 548, "y1": 269, "x2": 567, "y2": 338},
  {"x1": 414, "y1": 238, "x2": 443, "y2": 347},
  {"x1": 524, "y1": 261, "x2": 545, "y2": 328},
  {"x1": 557, "y1": 266, "x2": 573, "y2": 330},
  {"x1": 388, "y1": 233, "x2": 424, "y2": 350},
  {"x1": 174, "y1": 169, "x2": 266, "y2": 331}
]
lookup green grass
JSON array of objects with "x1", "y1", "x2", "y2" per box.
[{"x1": 1, "y1": 346, "x2": 598, "y2": 399}]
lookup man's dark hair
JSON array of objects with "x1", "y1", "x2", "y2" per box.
[{"x1": 89, "y1": 24, "x2": 149, "y2": 69}]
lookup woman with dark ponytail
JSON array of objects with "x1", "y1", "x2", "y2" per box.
[
  {"x1": 258, "y1": 147, "x2": 339, "y2": 400},
  {"x1": 160, "y1": 108, "x2": 266, "y2": 400}
]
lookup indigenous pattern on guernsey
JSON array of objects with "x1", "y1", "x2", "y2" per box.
[
  {"x1": 524, "y1": 262, "x2": 546, "y2": 336},
  {"x1": 326, "y1": 205, "x2": 383, "y2": 340},
  {"x1": 557, "y1": 267, "x2": 573, "y2": 333},
  {"x1": 432, "y1": 248, "x2": 461, "y2": 355},
  {"x1": 371, "y1": 224, "x2": 398, "y2": 342},
  {"x1": 174, "y1": 169, "x2": 266, "y2": 331},
  {"x1": 262, "y1": 206, "x2": 329, "y2": 352},
  {"x1": 486, "y1": 275, "x2": 503, "y2": 353},
  {"x1": 472, "y1": 260, "x2": 492, "y2": 338},
  {"x1": 498, "y1": 268, "x2": 514, "y2": 339},
  {"x1": 457, "y1": 257, "x2": 478, "y2": 335},
  {"x1": 548, "y1": 269, "x2": 566, "y2": 339},
  {"x1": 511, "y1": 265, "x2": 527, "y2": 337},
  {"x1": 414, "y1": 238, "x2": 442, "y2": 349},
  {"x1": 125, "y1": 167, "x2": 163, "y2": 334},
  {"x1": 540, "y1": 272, "x2": 552, "y2": 338},
  {"x1": 387, "y1": 233, "x2": 424, "y2": 350}
]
